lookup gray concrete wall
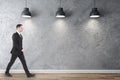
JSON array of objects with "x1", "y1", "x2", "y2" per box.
[{"x1": 0, "y1": 0, "x2": 120, "y2": 70}]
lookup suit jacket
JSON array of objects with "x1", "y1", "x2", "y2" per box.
[{"x1": 10, "y1": 32, "x2": 23, "y2": 55}]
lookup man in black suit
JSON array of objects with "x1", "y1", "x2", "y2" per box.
[{"x1": 5, "y1": 24, "x2": 35, "y2": 78}]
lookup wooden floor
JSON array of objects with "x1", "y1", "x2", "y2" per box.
[{"x1": 0, "y1": 73, "x2": 120, "y2": 80}]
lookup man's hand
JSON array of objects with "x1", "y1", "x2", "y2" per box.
[{"x1": 21, "y1": 49, "x2": 24, "y2": 53}]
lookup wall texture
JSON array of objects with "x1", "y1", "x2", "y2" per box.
[{"x1": 0, "y1": 0, "x2": 120, "y2": 70}]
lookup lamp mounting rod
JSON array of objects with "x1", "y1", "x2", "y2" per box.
[
  {"x1": 60, "y1": 0, "x2": 61, "y2": 7},
  {"x1": 93, "y1": 0, "x2": 96, "y2": 8},
  {"x1": 25, "y1": 0, "x2": 27, "y2": 7}
]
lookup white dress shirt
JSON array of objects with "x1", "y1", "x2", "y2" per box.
[{"x1": 17, "y1": 31, "x2": 21, "y2": 35}]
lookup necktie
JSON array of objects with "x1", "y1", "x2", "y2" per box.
[{"x1": 19, "y1": 34, "x2": 22, "y2": 38}]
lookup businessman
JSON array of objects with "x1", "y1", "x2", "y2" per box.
[{"x1": 5, "y1": 24, "x2": 35, "y2": 77}]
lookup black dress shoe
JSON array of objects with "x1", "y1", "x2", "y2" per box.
[
  {"x1": 27, "y1": 73, "x2": 35, "y2": 78},
  {"x1": 5, "y1": 73, "x2": 12, "y2": 77}
]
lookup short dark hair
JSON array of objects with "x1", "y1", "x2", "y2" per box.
[{"x1": 16, "y1": 24, "x2": 22, "y2": 29}]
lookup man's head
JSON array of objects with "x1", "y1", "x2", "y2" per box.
[{"x1": 16, "y1": 24, "x2": 23, "y2": 32}]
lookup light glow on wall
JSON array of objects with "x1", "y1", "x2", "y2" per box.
[
  {"x1": 84, "y1": 19, "x2": 101, "y2": 33},
  {"x1": 53, "y1": 19, "x2": 68, "y2": 35},
  {"x1": 82, "y1": 19, "x2": 102, "y2": 44},
  {"x1": 21, "y1": 19, "x2": 38, "y2": 51}
]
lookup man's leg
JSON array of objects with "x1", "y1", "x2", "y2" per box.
[
  {"x1": 18, "y1": 54, "x2": 35, "y2": 77},
  {"x1": 5, "y1": 54, "x2": 17, "y2": 76},
  {"x1": 18, "y1": 54, "x2": 30, "y2": 75}
]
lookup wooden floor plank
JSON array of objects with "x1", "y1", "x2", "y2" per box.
[{"x1": 0, "y1": 73, "x2": 120, "y2": 80}]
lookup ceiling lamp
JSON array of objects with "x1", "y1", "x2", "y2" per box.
[
  {"x1": 90, "y1": 0, "x2": 100, "y2": 18},
  {"x1": 56, "y1": 0, "x2": 66, "y2": 18},
  {"x1": 21, "y1": 0, "x2": 31, "y2": 18}
]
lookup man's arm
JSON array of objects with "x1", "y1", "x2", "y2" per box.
[{"x1": 12, "y1": 34, "x2": 22, "y2": 51}]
